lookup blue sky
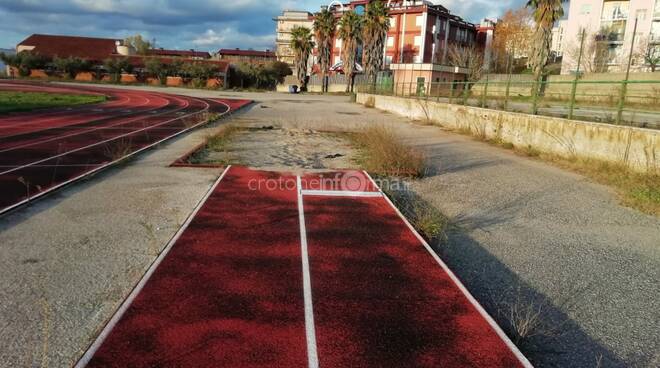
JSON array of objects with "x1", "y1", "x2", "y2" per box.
[{"x1": 0, "y1": 0, "x2": 526, "y2": 51}]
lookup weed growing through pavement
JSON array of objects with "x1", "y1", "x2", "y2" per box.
[
  {"x1": 103, "y1": 138, "x2": 134, "y2": 162},
  {"x1": 381, "y1": 183, "x2": 448, "y2": 243},
  {"x1": 187, "y1": 124, "x2": 240, "y2": 165},
  {"x1": 350, "y1": 125, "x2": 427, "y2": 178}
]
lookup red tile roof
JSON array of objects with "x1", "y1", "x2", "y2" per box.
[
  {"x1": 17, "y1": 34, "x2": 120, "y2": 61},
  {"x1": 218, "y1": 49, "x2": 276, "y2": 58},
  {"x1": 147, "y1": 49, "x2": 211, "y2": 59}
]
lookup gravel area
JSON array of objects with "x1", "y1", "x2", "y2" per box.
[{"x1": 2, "y1": 83, "x2": 658, "y2": 368}]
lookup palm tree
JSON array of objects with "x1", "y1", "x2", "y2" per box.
[
  {"x1": 527, "y1": 0, "x2": 565, "y2": 85},
  {"x1": 290, "y1": 26, "x2": 315, "y2": 91},
  {"x1": 362, "y1": 0, "x2": 390, "y2": 88},
  {"x1": 338, "y1": 10, "x2": 363, "y2": 93},
  {"x1": 314, "y1": 7, "x2": 337, "y2": 93}
]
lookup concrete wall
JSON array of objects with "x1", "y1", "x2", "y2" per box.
[{"x1": 356, "y1": 93, "x2": 659, "y2": 173}]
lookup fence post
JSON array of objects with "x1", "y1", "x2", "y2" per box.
[
  {"x1": 531, "y1": 76, "x2": 541, "y2": 115},
  {"x1": 481, "y1": 74, "x2": 489, "y2": 108},
  {"x1": 568, "y1": 30, "x2": 586, "y2": 120},
  {"x1": 462, "y1": 80, "x2": 469, "y2": 105},
  {"x1": 617, "y1": 16, "x2": 639, "y2": 125},
  {"x1": 616, "y1": 80, "x2": 628, "y2": 125},
  {"x1": 449, "y1": 82, "x2": 454, "y2": 104}
]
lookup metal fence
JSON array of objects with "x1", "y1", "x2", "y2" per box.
[{"x1": 355, "y1": 78, "x2": 660, "y2": 129}]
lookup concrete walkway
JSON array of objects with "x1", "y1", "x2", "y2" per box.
[{"x1": 1, "y1": 84, "x2": 657, "y2": 367}]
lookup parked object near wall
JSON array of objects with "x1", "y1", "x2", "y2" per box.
[
  {"x1": 356, "y1": 93, "x2": 659, "y2": 173},
  {"x1": 75, "y1": 72, "x2": 95, "y2": 81},
  {"x1": 120, "y1": 74, "x2": 138, "y2": 83},
  {"x1": 29, "y1": 69, "x2": 48, "y2": 79},
  {"x1": 166, "y1": 76, "x2": 183, "y2": 87}
]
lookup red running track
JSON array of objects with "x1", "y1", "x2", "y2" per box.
[
  {"x1": 0, "y1": 81, "x2": 251, "y2": 215},
  {"x1": 77, "y1": 166, "x2": 533, "y2": 368}
]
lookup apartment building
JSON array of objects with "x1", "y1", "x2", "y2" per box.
[
  {"x1": 561, "y1": 0, "x2": 660, "y2": 74},
  {"x1": 273, "y1": 10, "x2": 314, "y2": 66},
  {"x1": 551, "y1": 20, "x2": 568, "y2": 58},
  {"x1": 321, "y1": 0, "x2": 477, "y2": 68}
]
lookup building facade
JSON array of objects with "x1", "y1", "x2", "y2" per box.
[
  {"x1": 273, "y1": 10, "x2": 314, "y2": 66},
  {"x1": 322, "y1": 0, "x2": 478, "y2": 68},
  {"x1": 560, "y1": 0, "x2": 660, "y2": 74},
  {"x1": 216, "y1": 49, "x2": 276, "y2": 65}
]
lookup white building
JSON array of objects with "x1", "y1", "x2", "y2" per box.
[{"x1": 560, "y1": 0, "x2": 660, "y2": 74}]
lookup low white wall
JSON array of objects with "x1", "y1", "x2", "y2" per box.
[{"x1": 356, "y1": 93, "x2": 659, "y2": 173}]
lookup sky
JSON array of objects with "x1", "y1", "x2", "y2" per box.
[{"x1": 0, "y1": 0, "x2": 526, "y2": 51}]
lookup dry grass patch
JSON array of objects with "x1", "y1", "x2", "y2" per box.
[
  {"x1": 543, "y1": 157, "x2": 660, "y2": 216},
  {"x1": 187, "y1": 124, "x2": 241, "y2": 165},
  {"x1": 350, "y1": 125, "x2": 427, "y2": 178}
]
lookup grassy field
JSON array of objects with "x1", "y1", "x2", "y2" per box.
[{"x1": 0, "y1": 91, "x2": 106, "y2": 114}]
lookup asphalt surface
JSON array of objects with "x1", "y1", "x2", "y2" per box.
[{"x1": 0, "y1": 83, "x2": 658, "y2": 367}]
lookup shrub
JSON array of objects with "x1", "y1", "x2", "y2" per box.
[
  {"x1": 229, "y1": 61, "x2": 292, "y2": 90},
  {"x1": 144, "y1": 58, "x2": 169, "y2": 85},
  {"x1": 52, "y1": 57, "x2": 92, "y2": 79},
  {"x1": 103, "y1": 58, "x2": 133, "y2": 83},
  {"x1": 1, "y1": 51, "x2": 50, "y2": 77},
  {"x1": 182, "y1": 62, "x2": 219, "y2": 88}
]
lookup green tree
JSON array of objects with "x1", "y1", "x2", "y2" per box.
[
  {"x1": 124, "y1": 34, "x2": 153, "y2": 55},
  {"x1": 182, "y1": 62, "x2": 219, "y2": 88},
  {"x1": 268, "y1": 61, "x2": 293, "y2": 84},
  {"x1": 1, "y1": 52, "x2": 50, "y2": 77},
  {"x1": 104, "y1": 58, "x2": 133, "y2": 83},
  {"x1": 362, "y1": 0, "x2": 390, "y2": 87},
  {"x1": 527, "y1": 0, "x2": 565, "y2": 85},
  {"x1": 290, "y1": 26, "x2": 315, "y2": 91},
  {"x1": 313, "y1": 7, "x2": 337, "y2": 93},
  {"x1": 338, "y1": 10, "x2": 363, "y2": 92},
  {"x1": 53, "y1": 57, "x2": 91, "y2": 79},
  {"x1": 145, "y1": 58, "x2": 169, "y2": 85}
]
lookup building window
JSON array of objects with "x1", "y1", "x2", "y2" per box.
[
  {"x1": 416, "y1": 15, "x2": 424, "y2": 27},
  {"x1": 390, "y1": 17, "x2": 396, "y2": 27},
  {"x1": 580, "y1": 4, "x2": 592, "y2": 15},
  {"x1": 602, "y1": 1, "x2": 629, "y2": 20},
  {"x1": 336, "y1": 38, "x2": 342, "y2": 48},
  {"x1": 387, "y1": 37, "x2": 394, "y2": 47},
  {"x1": 414, "y1": 35, "x2": 422, "y2": 46},
  {"x1": 655, "y1": 0, "x2": 660, "y2": 18}
]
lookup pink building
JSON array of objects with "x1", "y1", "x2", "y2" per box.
[{"x1": 560, "y1": 0, "x2": 660, "y2": 74}]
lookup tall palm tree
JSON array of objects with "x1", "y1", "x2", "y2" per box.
[
  {"x1": 338, "y1": 10, "x2": 363, "y2": 93},
  {"x1": 313, "y1": 8, "x2": 337, "y2": 93},
  {"x1": 527, "y1": 0, "x2": 565, "y2": 84},
  {"x1": 362, "y1": 0, "x2": 390, "y2": 88},
  {"x1": 290, "y1": 26, "x2": 315, "y2": 91}
]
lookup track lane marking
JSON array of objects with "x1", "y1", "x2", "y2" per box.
[
  {"x1": 361, "y1": 171, "x2": 535, "y2": 368},
  {"x1": 301, "y1": 189, "x2": 382, "y2": 198},
  {"x1": 74, "y1": 166, "x2": 233, "y2": 368},
  {"x1": 296, "y1": 176, "x2": 320, "y2": 368},
  {"x1": 0, "y1": 99, "x2": 208, "y2": 176},
  {"x1": 0, "y1": 97, "x2": 236, "y2": 216}
]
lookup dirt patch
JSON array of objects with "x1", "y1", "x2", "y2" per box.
[{"x1": 188, "y1": 126, "x2": 358, "y2": 171}]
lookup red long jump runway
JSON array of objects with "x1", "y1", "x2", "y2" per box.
[
  {"x1": 77, "y1": 166, "x2": 533, "y2": 368},
  {"x1": 0, "y1": 82, "x2": 251, "y2": 215}
]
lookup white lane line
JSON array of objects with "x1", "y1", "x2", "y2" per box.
[
  {"x1": 301, "y1": 189, "x2": 382, "y2": 198},
  {"x1": 296, "y1": 176, "x2": 320, "y2": 368},
  {"x1": 0, "y1": 98, "x2": 227, "y2": 216},
  {"x1": 362, "y1": 171, "x2": 535, "y2": 368},
  {"x1": 74, "y1": 165, "x2": 233, "y2": 368},
  {"x1": 0, "y1": 99, "x2": 207, "y2": 176}
]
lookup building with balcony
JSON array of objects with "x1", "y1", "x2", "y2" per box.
[
  {"x1": 273, "y1": 10, "x2": 314, "y2": 67},
  {"x1": 560, "y1": 0, "x2": 660, "y2": 74}
]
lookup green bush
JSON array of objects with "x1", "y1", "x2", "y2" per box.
[
  {"x1": 1, "y1": 51, "x2": 50, "y2": 77},
  {"x1": 181, "y1": 62, "x2": 219, "y2": 88},
  {"x1": 103, "y1": 58, "x2": 133, "y2": 83},
  {"x1": 52, "y1": 57, "x2": 92, "y2": 79},
  {"x1": 230, "y1": 61, "x2": 292, "y2": 90}
]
